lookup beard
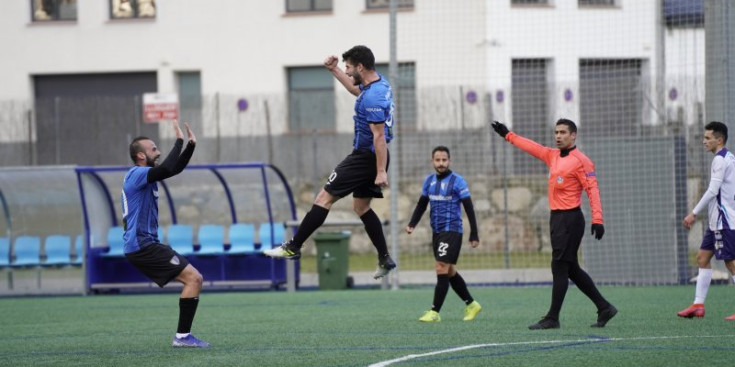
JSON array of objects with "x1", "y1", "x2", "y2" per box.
[
  {"x1": 145, "y1": 155, "x2": 157, "y2": 167},
  {"x1": 351, "y1": 73, "x2": 363, "y2": 86}
]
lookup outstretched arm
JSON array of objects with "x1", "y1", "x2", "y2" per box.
[
  {"x1": 324, "y1": 55, "x2": 360, "y2": 96},
  {"x1": 491, "y1": 121, "x2": 554, "y2": 166},
  {"x1": 147, "y1": 122, "x2": 196, "y2": 182}
]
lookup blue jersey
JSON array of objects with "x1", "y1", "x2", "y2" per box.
[
  {"x1": 121, "y1": 166, "x2": 160, "y2": 253},
  {"x1": 353, "y1": 73, "x2": 394, "y2": 151},
  {"x1": 421, "y1": 172, "x2": 471, "y2": 233}
]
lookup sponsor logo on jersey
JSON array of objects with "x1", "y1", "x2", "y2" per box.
[{"x1": 429, "y1": 195, "x2": 453, "y2": 201}]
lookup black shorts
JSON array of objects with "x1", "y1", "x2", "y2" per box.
[
  {"x1": 125, "y1": 243, "x2": 190, "y2": 287},
  {"x1": 549, "y1": 208, "x2": 585, "y2": 262},
  {"x1": 432, "y1": 232, "x2": 463, "y2": 264},
  {"x1": 324, "y1": 149, "x2": 390, "y2": 198}
]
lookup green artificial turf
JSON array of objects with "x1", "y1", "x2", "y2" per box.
[{"x1": 2, "y1": 285, "x2": 734, "y2": 366}]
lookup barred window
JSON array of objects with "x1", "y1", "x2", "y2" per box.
[
  {"x1": 288, "y1": 67, "x2": 335, "y2": 132},
  {"x1": 32, "y1": 0, "x2": 77, "y2": 22},
  {"x1": 579, "y1": 59, "x2": 643, "y2": 138},
  {"x1": 512, "y1": 59, "x2": 551, "y2": 174}
]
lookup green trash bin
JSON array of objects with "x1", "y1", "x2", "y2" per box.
[{"x1": 314, "y1": 231, "x2": 351, "y2": 290}]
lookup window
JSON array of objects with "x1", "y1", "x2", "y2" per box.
[
  {"x1": 511, "y1": 59, "x2": 550, "y2": 174},
  {"x1": 511, "y1": 0, "x2": 549, "y2": 5},
  {"x1": 375, "y1": 63, "x2": 416, "y2": 129},
  {"x1": 579, "y1": 59, "x2": 643, "y2": 138},
  {"x1": 286, "y1": 0, "x2": 332, "y2": 13},
  {"x1": 288, "y1": 67, "x2": 335, "y2": 131},
  {"x1": 32, "y1": 0, "x2": 77, "y2": 21},
  {"x1": 365, "y1": 0, "x2": 413, "y2": 10},
  {"x1": 664, "y1": 0, "x2": 703, "y2": 27},
  {"x1": 110, "y1": 0, "x2": 156, "y2": 19},
  {"x1": 579, "y1": 0, "x2": 615, "y2": 5},
  {"x1": 177, "y1": 72, "x2": 202, "y2": 125}
]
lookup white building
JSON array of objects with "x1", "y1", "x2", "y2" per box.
[{"x1": 0, "y1": 0, "x2": 704, "y2": 166}]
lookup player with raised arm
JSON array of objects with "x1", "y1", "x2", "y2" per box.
[
  {"x1": 264, "y1": 45, "x2": 397, "y2": 279},
  {"x1": 490, "y1": 119, "x2": 616, "y2": 330},
  {"x1": 407, "y1": 146, "x2": 482, "y2": 322},
  {"x1": 121, "y1": 121, "x2": 209, "y2": 348},
  {"x1": 678, "y1": 121, "x2": 735, "y2": 320}
]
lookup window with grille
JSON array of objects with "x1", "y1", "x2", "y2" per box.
[
  {"x1": 579, "y1": 59, "x2": 643, "y2": 138},
  {"x1": 511, "y1": 59, "x2": 551, "y2": 174},
  {"x1": 288, "y1": 67, "x2": 335, "y2": 132}
]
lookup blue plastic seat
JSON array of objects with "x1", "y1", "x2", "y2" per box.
[
  {"x1": 227, "y1": 223, "x2": 256, "y2": 254},
  {"x1": 72, "y1": 235, "x2": 85, "y2": 265},
  {"x1": 197, "y1": 225, "x2": 225, "y2": 255},
  {"x1": 259, "y1": 223, "x2": 286, "y2": 251},
  {"x1": 0, "y1": 237, "x2": 9, "y2": 267},
  {"x1": 102, "y1": 226, "x2": 125, "y2": 257},
  {"x1": 167, "y1": 224, "x2": 195, "y2": 255},
  {"x1": 43, "y1": 235, "x2": 72, "y2": 266},
  {"x1": 12, "y1": 236, "x2": 41, "y2": 267}
]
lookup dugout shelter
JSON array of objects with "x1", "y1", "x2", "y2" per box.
[{"x1": 75, "y1": 162, "x2": 298, "y2": 292}]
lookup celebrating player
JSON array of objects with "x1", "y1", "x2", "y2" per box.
[
  {"x1": 491, "y1": 119, "x2": 617, "y2": 329},
  {"x1": 406, "y1": 146, "x2": 482, "y2": 322},
  {"x1": 265, "y1": 45, "x2": 397, "y2": 279},
  {"x1": 678, "y1": 121, "x2": 735, "y2": 320},
  {"x1": 121, "y1": 121, "x2": 209, "y2": 348}
]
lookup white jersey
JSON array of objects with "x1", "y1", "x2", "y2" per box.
[{"x1": 693, "y1": 148, "x2": 735, "y2": 230}]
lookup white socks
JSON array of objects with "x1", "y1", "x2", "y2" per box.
[{"x1": 694, "y1": 268, "x2": 713, "y2": 304}]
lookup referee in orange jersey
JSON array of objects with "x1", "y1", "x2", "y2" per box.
[{"x1": 491, "y1": 119, "x2": 617, "y2": 330}]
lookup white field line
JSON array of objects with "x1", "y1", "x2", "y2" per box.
[{"x1": 367, "y1": 334, "x2": 735, "y2": 367}]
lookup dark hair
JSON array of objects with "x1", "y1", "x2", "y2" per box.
[
  {"x1": 432, "y1": 146, "x2": 450, "y2": 159},
  {"x1": 556, "y1": 118, "x2": 577, "y2": 134},
  {"x1": 129, "y1": 136, "x2": 150, "y2": 163},
  {"x1": 342, "y1": 45, "x2": 375, "y2": 70},
  {"x1": 705, "y1": 121, "x2": 728, "y2": 144}
]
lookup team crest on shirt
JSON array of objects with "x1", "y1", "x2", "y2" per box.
[
  {"x1": 170, "y1": 255, "x2": 180, "y2": 265},
  {"x1": 441, "y1": 182, "x2": 447, "y2": 191},
  {"x1": 556, "y1": 176, "x2": 564, "y2": 184}
]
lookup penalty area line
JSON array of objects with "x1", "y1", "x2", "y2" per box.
[{"x1": 366, "y1": 334, "x2": 735, "y2": 367}]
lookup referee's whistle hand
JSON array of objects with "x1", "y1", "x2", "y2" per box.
[
  {"x1": 491, "y1": 121, "x2": 509, "y2": 138},
  {"x1": 591, "y1": 224, "x2": 605, "y2": 240}
]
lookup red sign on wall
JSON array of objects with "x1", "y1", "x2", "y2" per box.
[{"x1": 143, "y1": 93, "x2": 179, "y2": 123}]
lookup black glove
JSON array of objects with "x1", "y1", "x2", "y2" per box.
[
  {"x1": 491, "y1": 121, "x2": 509, "y2": 138},
  {"x1": 591, "y1": 223, "x2": 605, "y2": 240}
]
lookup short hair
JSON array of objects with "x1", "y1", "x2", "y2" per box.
[
  {"x1": 705, "y1": 121, "x2": 728, "y2": 143},
  {"x1": 432, "y1": 146, "x2": 450, "y2": 159},
  {"x1": 129, "y1": 136, "x2": 150, "y2": 163},
  {"x1": 342, "y1": 45, "x2": 375, "y2": 70},
  {"x1": 556, "y1": 118, "x2": 577, "y2": 134}
]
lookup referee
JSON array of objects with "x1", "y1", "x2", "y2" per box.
[
  {"x1": 122, "y1": 121, "x2": 209, "y2": 347},
  {"x1": 491, "y1": 119, "x2": 617, "y2": 330}
]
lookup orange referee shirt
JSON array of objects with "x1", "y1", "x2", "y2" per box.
[{"x1": 505, "y1": 131, "x2": 603, "y2": 224}]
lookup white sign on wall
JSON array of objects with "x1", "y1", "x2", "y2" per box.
[{"x1": 142, "y1": 93, "x2": 179, "y2": 123}]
